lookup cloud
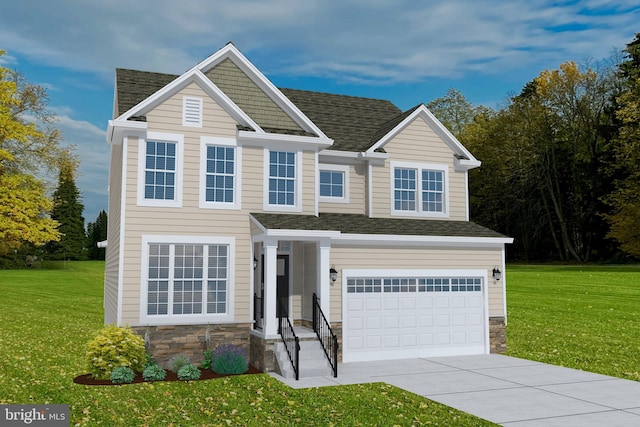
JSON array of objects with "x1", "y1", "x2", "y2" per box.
[{"x1": 1, "y1": 1, "x2": 638, "y2": 85}]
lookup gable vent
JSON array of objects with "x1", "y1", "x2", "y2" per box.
[{"x1": 183, "y1": 96, "x2": 203, "y2": 127}]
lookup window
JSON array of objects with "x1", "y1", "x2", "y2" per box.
[
  {"x1": 145, "y1": 141, "x2": 176, "y2": 200},
  {"x1": 137, "y1": 132, "x2": 183, "y2": 207},
  {"x1": 347, "y1": 276, "x2": 482, "y2": 293},
  {"x1": 142, "y1": 236, "x2": 235, "y2": 324},
  {"x1": 268, "y1": 151, "x2": 296, "y2": 206},
  {"x1": 206, "y1": 146, "x2": 234, "y2": 203},
  {"x1": 391, "y1": 162, "x2": 448, "y2": 217},
  {"x1": 319, "y1": 164, "x2": 349, "y2": 203},
  {"x1": 199, "y1": 137, "x2": 240, "y2": 210}
]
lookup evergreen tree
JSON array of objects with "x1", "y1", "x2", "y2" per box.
[
  {"x1": 86, "y1": 210, "x2": 107, "y2": 260},
  {"x1": 47, "y1": 158, "x2": 86, "y2": 260}
]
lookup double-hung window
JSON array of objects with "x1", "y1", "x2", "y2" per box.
[
  {"x1": 142, "y1": 236, "x2": 234, "y2": 324},
  {"x1": 265, "y1": 150, "x2": 301, "y2": 211},
  {"x1": 138, "y1": 132, "x2": 183, "y2": 207},
  {"x1": 391, "y1": 162, "x2": 448, "y2": 217},
  {"x1": 319, "y1": 164, "x2": 349, "y2": 203},
  {"x1": 200, "y1": 137, "x2": 240, "y2": 209}
]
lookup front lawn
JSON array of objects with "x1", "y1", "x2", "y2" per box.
[
  {"x1": 0, "y1": 262, "x2": 494, "y2": 426},
  {"x1": 506, "y1": 264, "x2": 640, "y2": 381}
]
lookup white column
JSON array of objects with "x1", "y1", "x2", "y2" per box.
[
  {"x1": 317, "y1": 239, "x2": 331, "y2": 320},
  {"x1": 263, "y1": 239, "x2": 279, "y2": 336}
]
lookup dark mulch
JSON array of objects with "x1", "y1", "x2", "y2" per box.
[{"x1": 73, "y1": 365, "x2": 263, "y2": 386}]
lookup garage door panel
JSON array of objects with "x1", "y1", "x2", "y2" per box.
[{"x1": 345, "y1": 274, "x2": 486, "y2": 362}]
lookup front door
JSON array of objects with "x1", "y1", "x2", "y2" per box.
[{"x1": 276, "y1": 255, "x2": 289, "y2": 318}]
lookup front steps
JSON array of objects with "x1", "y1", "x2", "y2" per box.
[{"x1": 275, "y1": 337, "x2": 334, "y2": 379}]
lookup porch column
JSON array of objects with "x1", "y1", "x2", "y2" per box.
[
  {"x1": 317, "y1": 239, "x2": 331, "y2": 319},
  {"x1": 263, "y1": 239, "x2": 279, "y2": 336}
]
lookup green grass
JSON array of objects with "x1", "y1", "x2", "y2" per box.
[
  {"x1": 0, "y1": 262, "x2": 494, "y2": 426},
  {"x1": 506, "y1": 264, "x2": 640, "y2": 381}
]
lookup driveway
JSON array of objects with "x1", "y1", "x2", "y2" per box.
[{"x1": 270, "y1": 354, "x2": 640, "y2": 426}]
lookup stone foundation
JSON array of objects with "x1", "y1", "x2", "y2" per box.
[
  {"x1": 133, "y1": 323, "x2": 251, "y2": 368},
  {"x1": 489, "y1": 317, "x2": 507, "y2": 353},
  {"x1": 249, "y1": 332, "x2": 278, "y2": 373}
]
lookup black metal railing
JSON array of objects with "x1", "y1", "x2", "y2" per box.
[
  {"x1": 253, "y1": 292, "x2": 263, "y2": 330},
  {"x1": 277, "y1": 299, "x2": 300, "y2": 380},
  {"x1": 312, "y1": 293, "x2": 338, "y2": 378}
]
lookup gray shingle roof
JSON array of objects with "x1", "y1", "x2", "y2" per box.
[
  {"x1": 114, "y1": 68, "x2": 409, "y2": 152},
  {"x1": 251, "y1": 213, "x2": 508, "y2": 239}
]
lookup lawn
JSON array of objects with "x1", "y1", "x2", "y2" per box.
[
  {"x1": 0, "y1": 261, "x2": 494, "y2": 426},
  {"x1": 506, "y1": 264, "x2": 640, "y2": 381}
]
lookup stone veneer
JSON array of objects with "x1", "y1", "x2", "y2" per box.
[
  {"x1": 489, "y1": 316, "x2": 507, "y2": 353},
  {"x1": 133, "y1": 323, "x2": 251, "y2": 368}
]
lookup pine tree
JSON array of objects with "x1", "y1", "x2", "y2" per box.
[
  {"x1": 86, "y1": 210, "x2": 107, "y2": 260},
  {"x1": 47, "y1": 158, "x2": 86, "y2": 260}
]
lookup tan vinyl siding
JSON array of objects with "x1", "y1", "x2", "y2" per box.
[
  {"x1": 319, "y1": 163, "x2": 366, "y2": 214},
  {"x1": 372, "y1": 119, "x2": 468, "y2": 221},
  {"x1": 329, "y1": 246, "x2": 505, "y2": 321},
  {"x1": 146, "y1": 83, "x2": 237, "y2": 138},
  {"x1": 242, "y1": 146, "x2": 265, "y2": 212},
  {"x1": 301, "y1": 151, "x2": 316, "y2": 215},
  {"x1": 104, "y1": 143, "x2": 123, "y2": 324}
]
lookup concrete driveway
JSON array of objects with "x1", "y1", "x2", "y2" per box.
[{"x1": 270, "y1": 354, "x2": 640, "y2": 426}]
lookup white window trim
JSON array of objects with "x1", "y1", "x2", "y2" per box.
[
  {"x1": 199, "y1": 136, "x2": 241, "y2": 210},
  {"x1": 390, "y1": 161, "x2": 449, "y2": 218},
  {"x1": 139, "y1": 235, "x2": 235, "y2": 325},
  {"x1": 263, "y1": 148, "x2": 303, "y2": 212},
  {"x1": 137, "y1": 132, "x2": 184, "y2": 208},
  {"x1": 318, "y1": 163, "x2": 350, "y2": 204},
  {"x1": 182, "y1": 96, "x2": 203, "y2": 128}
]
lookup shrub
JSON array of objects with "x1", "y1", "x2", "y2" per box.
[
  {"x1": 168, "y1": 355, "x2": 190, "y2": 373},
  {"x1": 85, "y1": 325, "x2": 146, "y2": 380},
  {"x1": 144, "y1": 352, "x2": 157, "y2": 369},
  {"x1": 212, "y1": 343, "x2": 248, "y2": 375},
  {"x1": 177, "y1": 363, "x2": 201, "y2": 381},
  {"x1": 110, "y1": 366, "x2": 135, "y2": 384},
  {"x1": 142, "y1": 364, "x2": 166, "y2": 381},
  {"x1": 200, "y1": 349, "x2": 213, "y2": 370}
]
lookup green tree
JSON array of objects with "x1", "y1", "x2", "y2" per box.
[
  {"x1": 427, "y1": 88, "x2": 480, "y2": 142},
  {"x1": 47, "y1": 158, "x2": 86, "y2": 260},
  {"x1": 605, "y1": 33, "x2": 640, "y2": 257},
  {"x1": 86, "y1": 210, "x2": 107, "y2": 260}
]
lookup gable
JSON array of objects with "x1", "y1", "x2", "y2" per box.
[{"x1": 205, "y1": 58, "x2": 306, "y2": 135}]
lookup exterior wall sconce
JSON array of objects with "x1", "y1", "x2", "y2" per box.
[
  {"x1": 253, "y1": 257, "x2": 258, "y2": 270},
  {"x1": 492, "y1": 267, "x2": 502, "y2": 281},
  {"x1": 330, "y1": 265, "x2": 338, "y2": 282}
]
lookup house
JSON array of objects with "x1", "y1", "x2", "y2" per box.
[{"x1": 104, "y1": 42, "x2": 513, "y2": 375}]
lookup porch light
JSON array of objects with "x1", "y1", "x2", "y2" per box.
[
  {"x1": 492, "y1": 267, "x2": 502, "y2": 281},
  {"x1": 330, "y1": 266, "x2": 338, "y2": 282},
  {"x1": 253, "y1": 257, "x2": 258, "y2": 270}
]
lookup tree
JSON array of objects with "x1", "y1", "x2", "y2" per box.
[
  {"x1": 1, "y1": 50, "x2": 65, "y2": 255},
  {"x1": 46, "y1": 157, "x2": 86, "y2": 260},
  {"x1": 427, "y1": 88, "x2": 479, "y2": 142},
  {"x1": 86, "y1": 210, "x2": 107, "y2": 260},
  {"x1": 605, "y1": 33, "x2": 640, "y2": 257},
  {"x1": 0, "y1": 149, "x2": 60, "y2": 256}
]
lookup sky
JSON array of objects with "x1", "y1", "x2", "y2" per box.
[{"x1": 1, "y1": 0, "x2": 638, "y2": 224}]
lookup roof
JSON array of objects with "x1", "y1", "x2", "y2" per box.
[
  {"x1": 114, "y1": 68, "x2": 406, "y2": 152},
  {"x1": 251, "y1": 213, "x2": 509, "y2": 239}
]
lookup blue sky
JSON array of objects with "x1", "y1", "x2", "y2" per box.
[{"x1": 1, "y1": 0, "x2": 638, "y2": 224}]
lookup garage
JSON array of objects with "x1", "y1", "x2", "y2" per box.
[{"x1": 342, "y1": 270, "x2": 488, "y2": 362}]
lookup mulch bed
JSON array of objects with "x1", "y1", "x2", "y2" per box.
[{"x1": 73, "y1": 365, "x2": 263, "y2": 386}]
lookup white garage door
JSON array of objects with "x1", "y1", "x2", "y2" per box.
[{"x1": 343, "y1": 272, "x2": 487, "y2": 362}]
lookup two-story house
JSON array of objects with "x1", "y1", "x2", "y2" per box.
[{"x1": 104, "y1": 43, "x2": 512, "y2": 375}]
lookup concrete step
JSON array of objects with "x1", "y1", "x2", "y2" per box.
[{"x1": 275, "y1": 339, "x2": 334, "y2": 379}]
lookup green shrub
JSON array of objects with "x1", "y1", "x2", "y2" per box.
[
  {"x1": 85, "y1": 325, "x2": 146, "y2": 380},
  {"x1": 177, "y1": 363, "x2": 201, "y2": 381},
  {"x1": 144, "y1": 352, "x2": 157, "y2": 369},
  {"x1": 168, "y1": 355, "x2": 190, "y2": 373},
  {"x1": 142, "y1": 364, "x2": 166, "y2": 381},
  {"x1": 212, "y1": 343, "x2": 248, "y2": 375},
  {"x1": 110, "y1": 366, "x2": 135, "y2": 384},
  {"x1": 200, "y1": 349, "x2": 213, "y2": 370}
]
